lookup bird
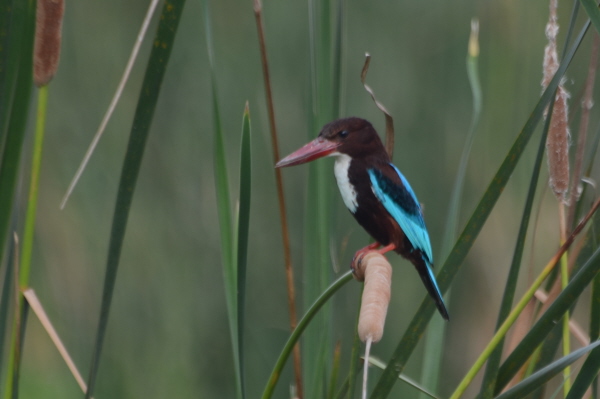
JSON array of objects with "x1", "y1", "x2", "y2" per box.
[{"x1": 276, "y1": 117, "x2": 449, "y2": 320}]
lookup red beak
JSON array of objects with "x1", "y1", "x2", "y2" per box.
[{"x1": 276, "y1": 138, "x2": 340, "y2": 168}]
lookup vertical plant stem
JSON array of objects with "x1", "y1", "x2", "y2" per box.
[
  {"x1": 252, "y1": 1, "x2": 303, "y2": 397},
  {"x1": 560, "y1": 249, "x2": 571, "y2": 394},
  {"x1": 305, "y1": 0, "x2": 335, "y2": 395},
  {"x1": 591, "y1": 267, "x2": 600, "y2": 398},
  {"x1": 8, "y1": 85, "x2": 48, "y2": 397},
  {"x1": 327, "y1": 342, "x2": 342, "y2": 399},
  {"x1": 6, "y1": 235, "x2": 20, "y2": 399},
  {"x1": 0, "y1": 0, "x2": 35, "y2": 301},
  {"x1": 559, "y1": 201, "x2": 572, "y2": 395},
  {"x1": 566, "y1": 32, "x2": 599, "y2": 230},
  {"x1": 20, "y1": 85, "x2": 48, "y2": 287},
  {"x1": 0, "y1": 5, "x2": 35, "y2": 393},
  {"x1": 5, "y1": 84, "x2": 48, "y2": 399},
  {"x1": 236, "y1": 104, "x2": 252, "y2": 399}
]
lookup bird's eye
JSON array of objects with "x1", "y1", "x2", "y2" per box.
[{"x1": 339, "y1": 130, "x2": 349, "y2": 138}]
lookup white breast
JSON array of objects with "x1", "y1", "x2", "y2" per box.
[{"x1": 333, "y1": 154, "x2": 358, "y2": 213}]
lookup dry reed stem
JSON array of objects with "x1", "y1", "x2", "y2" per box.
[
  {"x1": 566, "y1": 32, "x2": 600, "y2": 230},
  {"x1": 22, "y1": 288, "x2": 92, "y2": 397},
  {"x1": 60, "y1": 0, "x2": 161, "y2": 209},
  {"x1": 534, "y1": 289, "x2": 590, "y2": 346},
  {"x1": 543, "y1": 0, "x2": 570, "y2": 201},
  {"x1": 533, "y1": 226, "x2": 589, "y2": 324},
  {"x1": 253, "y1": 1, "x2": 302, "y2": 396},
  {"x1": 34, "y1": 0, "x2": 64, "y2": 87},
  {"x1": 360, "y1": 54, "x2": 394, "y2": 159},
  {"x1": 362, "y1": 337, "x2": 372, "y2": 399},
  {"x1": 12, "y1": 233, "x2": 22, "y2": 393},
  {"x1": 502, "y1": 297, "x2": 536, "y2": 391},
  {"x1": 503, "y1": 197, "x2": 600, "y2": 393}
]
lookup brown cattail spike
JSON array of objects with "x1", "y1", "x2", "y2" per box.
[
  {"x1": 34, "y1": 0, "x2": 65, "y2": 87},
  {"x1": 547, "y1": 86, "x2": 570, "y2": 200},
  {"x1": 356, "y1": 252, "x2": 392, "y2": 343},
  {"x1": 542, "y1": 0, "x2": 570, "y2": 202}
]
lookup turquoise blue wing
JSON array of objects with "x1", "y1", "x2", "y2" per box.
[
  {"x1": 367, "y1": 164, "x2": 433, "y2": 264},
  {"x1": 368, "y1": 164, "x2": 448, "y2": 319}
]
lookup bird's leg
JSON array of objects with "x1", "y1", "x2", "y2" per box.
[
  {"x1": 376, "y1": 243, "x2": 396, "y2": 255},
  {"x1": 351, "y1": 242, "x2": 383, "y2": 276},
  {"x1": 352, "y1": 242, "x2": 397, "y2": 279}
]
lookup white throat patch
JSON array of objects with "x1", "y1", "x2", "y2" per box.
[{"x1": 333, "y1": 154, "x2": 358, "y2": 213}]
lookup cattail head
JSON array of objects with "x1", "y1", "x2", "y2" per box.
[
  {"x1": 354, "y1": 252, "x2": 392, "y2": 343},
  {"x1": 542, "y1": 0, "x2": 570, "y2": 202},
  {"x1": 34, "y1": 0, "x2": 65, "y2": 87}
]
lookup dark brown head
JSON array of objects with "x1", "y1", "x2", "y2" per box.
[{"x1": 276, "y1": 117, "x2": 388, "y2": 167}]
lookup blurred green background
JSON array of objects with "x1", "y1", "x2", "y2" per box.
[{"x1": 12, "y1": 0, "x2": 598, "y2": 397}]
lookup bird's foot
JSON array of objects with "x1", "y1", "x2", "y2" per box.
[
  {"x1": 351, "y1": 242, "x2": 397, "y2": 280},
  {"x1": 351, "y1": 242, "x2": 380, "y2": 272}
]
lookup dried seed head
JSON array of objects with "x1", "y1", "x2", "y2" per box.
[
  {"x1": 542, "y1": 0, "x2": 570, "y2": 202},
  {"x1": 547, "y1": 86, "x2": 570, "y2": 200},
  {"x1": 542, "y1": 0, "x2": 559, "y2": 89},
  {"x1": 34, "y1": 0, "x2": 65, "y2": 87},
  {"x1": 356, "y1": 252, "x2": 392, "y2": 343}
]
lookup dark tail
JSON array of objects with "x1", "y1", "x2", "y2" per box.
[{"x1": 413, "y1": 257, "x2": 449, "y2": 320}]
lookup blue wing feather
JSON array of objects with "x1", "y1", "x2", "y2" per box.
[
  {"x1": 368, "y1": 163, "x2": 448, "y2": 320},
  {"x1": 368, "y1": 164, "x2": 433, "y2": 264}
]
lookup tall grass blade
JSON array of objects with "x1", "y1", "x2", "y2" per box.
[
  {"x1": 204, "y1": 1, "x2": 243, "y2": 398},
  {"x1": 580, "y1": 0, "x2": 600, "y2": 36},
  {"x1": 0, "y1": 0, "x2": 34, "y2": 287},
  {"x1": 0, "y1": 242, "x2": 16, "y2": 376},
  {"x1": 261, "y1": 271, "x2": 353, "y2": 399},
  {"x1": 565, "y1": 346, "x2": 600, "y2": 399},
  {"x1": 305, "y1": 0, "x2": 336, "y2": 396},
  {"x1": 495, "y1": 340, "x2": 600, "y2": 399},
  {"x1": 20, "y1": 85, "x2": 48, "y2": 290},
  {"x1": 331, "y1": 0, "x2": 344, "y2": 117},
  {"x1": 235, "y1": 104, "x2": 251, "y2": 399},
  {"x1": 421, "y1": 19, "x2": 482, "y2": 398},
  {"x1": 326, "y1": 342, "x2": 342, "y2": 399},
  {"x1": 369, "y1": 20, "x2": 590, "y2": 399},
  {"x1": 0, "y1": 1, "x2": 35, "y2": 396},
  {"x1": 85, "y1": 2, "x2": 186, "y2": 397},
  {"x1": 6, "y1": 85, "x2": 50, "y2": 399},
  {"x1": 590, "y1": 258, "x2": 600, "y2": 398},
  {"x1": 495, "y1": 245, "x2": 600, "y2": 394},
  {"x1": 478, "y1": 70, "x2": 554, "y2": 399},
  {"x1": 0, "y1": 0, "x2": 18, "y2": 139}
]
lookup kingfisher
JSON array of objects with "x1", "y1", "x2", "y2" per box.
[{"x1": 276, "y1": 117, "x2": 449, "y2": 320}]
